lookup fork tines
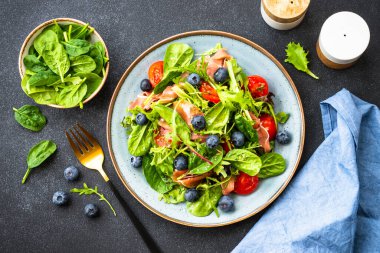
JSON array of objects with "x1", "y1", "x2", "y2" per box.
[{"x1": 65, "y1": 124, "x2": 98, "y2": 156}]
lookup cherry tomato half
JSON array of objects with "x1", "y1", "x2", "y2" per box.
[
  {"x1": 259, "y1": 114, "x2": 277, "y2": 140},
  {"x1": 199, "y1": 81, "x2": 220, "y2": 103},
  {"x1": 234, "y1": 172, "x2": 259, "y2": 195},
  {"x1": 148, "y1": 61, "x2": 164, "y2": 87},
  {"x1": 248, "y1": 75, "x2": 269, "y2": 98}
]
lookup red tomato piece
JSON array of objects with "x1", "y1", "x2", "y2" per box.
[
  {"x1": 234, "y1": 172, "x2": 259, "y2": 195},
  {"x1": 248, "y1": 75, "x2": 269, "y2": 98},
  {"x1": 199, "y1": 81, "x2": 220, "y2": 103},
  {"x1": 259, "y1": 114, "x2": 277, "y2": 140},
  {"x1": 148, "y1": 61, "x2": 164, "y2": 87}
]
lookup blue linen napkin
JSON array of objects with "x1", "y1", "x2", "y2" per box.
[{"x1": 233, "y1": 89, "x2": 380, "y2": 253}]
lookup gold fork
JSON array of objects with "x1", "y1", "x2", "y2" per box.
[{"x1": 65, "y1": 124, "x2": 161, "y2": 253}]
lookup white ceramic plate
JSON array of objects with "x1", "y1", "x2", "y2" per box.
[{"x1": 107, "y1": 31, "x2": 304, "y2": 227}]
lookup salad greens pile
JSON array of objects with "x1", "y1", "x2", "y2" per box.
[
  {"x1": 21, "y1": 21, "x2": 108, "y2": 108},
  {"x1": 122, "y1": 43, "x2": 290, "y2": 217}
]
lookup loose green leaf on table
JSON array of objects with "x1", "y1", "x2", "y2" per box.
[
  {"x1": 13, "y1": 105, "x2": 46, "y2": 132},
  {"x1": 22, "y1": 140, "x2": 57, "y2": 184},
  {"x1": 258, "y1": 153, "x2": 286, "y2": 178},
  {"x1": 285, "y1": 42, "x2": 319, "y2": 79},
  {"x1": 71, "y1": 183, "x2": 116, "y2": 216}
]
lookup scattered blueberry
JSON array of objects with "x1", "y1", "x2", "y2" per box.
[
  {"x1": 191, "y1": 115, "x2": 206, "y2": 130},
  {"x1": 174, "y1": 154, "x2": 188, "y2": 170},
  {"x1": 84, "y1": 203, "x2": 99, "y2": 218},
  {"x1": 140, "y1": 79, "x2": 152, "y2": 92},
  {"x1": 131, "y1": 156, "x2": 143, "y2": 168},
  {"x1": 218, "y1": 195, "x2": 234, "y2": 212},
  {"x1": 185, "y1": 189, "x2": 200, "y2": 202},
  {"x1": 231, "y1": 131, "x2": 245, "y2": 147},
  {"x1": 136, "y1": 113, "x2": 148, "y2": 125},
  {"x1": 214, "y1": 67, "x2": 228, "y2": 83},
  {"x1": 187, "y1": 73, "x2": 201, "y2": 87},
  {"x1": 64, "y1": 166, "x2": 80, "y2": 181},
  {"x1": 206, "y1": 135, "x2": 220, "y2": 149},
  {"x1": 276, "y1": 130, "x2": 291, "y2": 144},
  {"x1": 52, "y1": 191, "x2": 69, "y2": 206}
]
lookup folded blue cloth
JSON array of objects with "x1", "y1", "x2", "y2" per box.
[{"x1": 233, "y1": 89, "x2": 380, "y2": 253}]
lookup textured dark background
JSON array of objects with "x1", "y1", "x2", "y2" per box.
[{"x1": 0, "y1": 0, "x2": 379, "y2": 252}]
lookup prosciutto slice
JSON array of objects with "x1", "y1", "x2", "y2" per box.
[
  {"x1": 248, "y1": 112, "x2": 271, "y2": 153},
  {"x1": 222, "y1": 176, "x2": 235, "y2": 195},
  {"x1": 128, "y1": 86, "x2": 178, "y2": 111},
  {"x1": 173, "y1": 100, "x2": 203, "y2": 127},
  {"x1": 206, "y1": 49, "x2": 232, "y2": 79},
  {"x1": 172, "y1": 170, "x2": 212, "y2": 188}
]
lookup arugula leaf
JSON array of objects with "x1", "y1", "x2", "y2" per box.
[
  {"x1": 258, "y1": 153, "x2": 286, "y2": 178},
  {"x1": 128, "y1": 122, "x2": 154, "y2": 156},
  {"x1": 223, "y1": 149, "x2": 262, "y2": 176},
  {"x1": 150, "y1": 147, "x2": 175, "y2": 176},
  {"x1": 204, "y1": 102, "x2": 230, "y2": 134},
  {"x1": 189, "y1": 146, "x2": 224, "y2": 175},
  {"x1": 13, "y1": 105, "x2": 46, "y2": 132},
  {"x1": 187, "y1": 186, "x2": 222, "y2": 217},
  {"x1": 143, "y1": 155, "x2": 173, "y2": 194},
  {"x1": 22, "y1": 140, "x2": 57, "y2": 184},
  {"x1": 285, "y1": 42, "x2": 319, "y2": 79},
  {"x1": 71, "y1": 183, "x2": 116, "y2": 216},
  {"x1": 159, "y1": 186, "x2": 186, "y2": 204},
  {"x1": 235, "y1": 114, "x2": 258, "y2": 142},
  {"x1": 275, "y1": 112, "x2": 290, "y2": 124},
  {"x1": 199, "y1": 42, "x2": 222, "y2": 56}
]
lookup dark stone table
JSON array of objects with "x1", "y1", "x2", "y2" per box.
[{"x1": 1, "y1": 0, "x2": 379, "y2": 252}]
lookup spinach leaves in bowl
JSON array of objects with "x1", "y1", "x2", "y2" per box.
[{"x1": 21, "y1": 20, "x2": 108, "y2": 109}]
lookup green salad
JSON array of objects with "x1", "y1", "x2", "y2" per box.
[
  {"x1": 122, "y1": 42, "x2": 291, "y2": 217},
  {"x1": 21, "y1": 21, "x2": 108, "y2": 108}
]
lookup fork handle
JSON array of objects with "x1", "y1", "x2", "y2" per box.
[{"x1": 107, "y1": 180, "x2": 162, "y2": 253}]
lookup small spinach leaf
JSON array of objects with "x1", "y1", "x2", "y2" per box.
[
  {"x1": 73, "y1": 72, "x2": 102, "y2": 99},
  {"x1": 187, "y1": 186, "x2": 222, "y2": 217},
  {"x1": 258, "y1": 153, "x2": 286, "y2": 178},
  {"x1": 13, "y1": 105, "x2": 46, "y2": 132},
  {"x1": 57, "y1": 83, "x2": 87, "y2": 108},
  {"x1": 88, "y1": 45, "x2": 103, "y2": 74},
  {"x1": 143, "y1": 155, "x2": 173, "y2": 194},
  {"x1": 41, "y1": 41, "x2": 70, "y2": 81},
  {"x1": 190, "y1": 146, "x2": 224, "y2": 175},
  {"x1": 159, "y1": 186, "x2": 186, "y2": 204},
  {"x1": 128, "y1": 123, "x2": 154, "y2": 156},
  {"x1": 27, "y1": 70, "x2": 59, "y2": 88},
  {"x1": 63, "y1": 39, "x2": 91, "y2": 56},
  {"x1": 235, "y1": 114, "x2": 258, "y2": 142},
  {"x1": 204, "y1": 103, "x2": 230, "y2": 134},
  {"x1": 275, "y1": 112, "x2": 290, "y2": 124},
  {"x1": 70, "y1": 55, "x2": 96, "y2": 73},
  {"x1": 23, "y1": 55, "x2": 47, "y2": 72},
  {"x1": 223, "y1": 149, "x2": 262, "y2": 176},
  {"x1": 22, "y1": 140, "x2": 57, "y2": 184}
]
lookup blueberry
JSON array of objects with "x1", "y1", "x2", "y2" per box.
[
  {"x1": 174, "y1": 154, "x2": 188, "y2": 170},
  {"x1": 52, "y1": 191, "x2": 69, "y2": 206},
  {"x1": 206, "y1": 135, "x2": 220, "y2": 149},
  {"x1": 64, "y1": 166, "x2": 80, "y2": 181},
  {"x1": 84, "y1": 203, "x2": 99, "y2": 218},
  {"x1": 218, "y1": 195, "x2": 234, "y2": 212},
  {"x1": 191, "y1": 115, "x2": 206, "y2": 130},
  {"x1": 187, "y1": 73, "x2": 201, "y2": 87},
  {"x1": 276, "y1": 130, "x2": 291, "y2": 144},
  {"x1": 185, "y1": 189, "x2": 200, "y2": 202},
  {"x1": 131, "y1": 156, "x2": 143, "y2": 168},
  {"x1": 140, "y1": 79, "x2": 152, "y2": 92},
  {"x1": 136, "y1": 113, "x2": 148, "y2": 125},
  {"x1": 231, "y1": 131, "x2": 245, "y2": 147},
  {"x1": 214, "y1": 67, "x2": 228, "y2": 83}
]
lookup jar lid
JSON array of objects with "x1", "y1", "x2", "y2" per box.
[{"x1": 262, "y1": 0, "x2": 310, "y2": 23}]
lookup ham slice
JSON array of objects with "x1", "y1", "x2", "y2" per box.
[
  {"x1": 206, "y1": 49, "x2": 232, "y2": 79},
  {"x1": 222, "y1": 176, "x2": 235, "y2": 195},
  {"x1": 128, "y1": 86, "x2": 178, "y2": 111},
  {"x1": 172, "y1": 170, "x2": 212, "y2": 188},
  {"x1": 157, "y1": 86, "x2": 178, "y2": 104},
  {"x1": 154, "y1": 125, "x2": 172, "y2": 147},
  {"x1": 173, "y1": 100, "x2": 203, "y2": 127},
  {"x1": 128, "y1": 92, "x2": 150, "y2": 110},
  {"x1": 248, "y1": 112, "x2": 271, "y2": 153},
  {"x1": 191, "y1": 133, "x2": 208, "y2": 142}
]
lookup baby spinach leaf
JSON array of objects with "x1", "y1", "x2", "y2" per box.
[
  {"x1": 28, "y1": 45, "x2": 38, "y2": 57},
  {"x1": 93, "y1": 42, "x2": 108, "y2": 65},
  {"x1": 73, "y1": 73, "x2": 102, "y2": 99},
  {"x1": 70, "y1": 55, "x2": 96, "y2": 73},
  {"x1": 22, "y1": 140, "x2": 57, "y2": 184},
  {"x1": 258, "y1": 153, "x2": 286, "y2": 178},
  {"x1": 27, "y1": 70, "x2": 59, "y2": 88},
  {"x1": 45, "y1": 22, "x2": 64, "y2": 42},
  {"x1": 33, "y1": 30, "x2": 59, "y2": 55},
  {"x1": 159, "y1": 186, "x2": 186, "y2": 204},
  {"x1": 128, "y1": 123, "x2": 154, "y2": 156},
  {"x1": 23, "y1": 55, "x2": 47, "y2": 72},
  {"x1": 190, "y1": 146, "x2": 224, "y2": 175},
  {"x1": 151, "y1": 147, "x2": 175, "y2": 176},
  {"x1": 187, "y1": 186, "x2": 222, "y2": 217},
  {"x1": 235, "y1": 114, "x2": 258, "y2": 142},
  {"x1": 13, "y1": 105, "x2": 46, "y2": 132},
  {"x1": 223, "y1": 149, "x2": 262, "y2": 176},
  {"x1": 88, "y1": 45, "x2": 103, "y2": 74},
  {"x1": 275, "y1": 112, "x2": 290, "y2": 124},
  {"x1": 57, "y1": 83, "x2": 87, "y2": 108},
  {"x1": 41, "y1": 41, "x2": 70, "y2": 81},
  {"x1": 204, "y1": 102, "x2": 230, "y2": 134},
  {"x1": 143, "y1": 155, "x2": 173, "y2": 194},
  {"x1": 63, "y1": 39, "x2": 91, "y2": 56}
]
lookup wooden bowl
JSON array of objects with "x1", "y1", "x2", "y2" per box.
[{"x1": 18, "y1": 18, "x2": 110, "y2": 109}]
